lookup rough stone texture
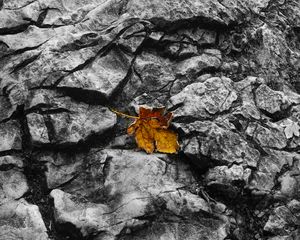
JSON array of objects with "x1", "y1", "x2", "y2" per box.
[
  {"x1": 169, "y1": 77, "x2": 238, "y2": 120},
  {"x1": 25, "y1": 89, "x2": 117, "y2": 146},
  {"x1": 0, "y1": 199, "x2": 49, "y2": 240},
  {"x1": 0, "y1": 121, "x2": 22, "y2": 152},
  {"x1": 50, "y1": 150, "x2": 229, "y2": 239},
  {"x1": 0, "y1": 169, "x2": 29, "y2": 204},
  {"x1": 1, "y1": 0, "x2": 300, "y2": 239}
]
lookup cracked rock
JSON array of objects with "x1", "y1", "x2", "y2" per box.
[
  {"x1": 58, "y1": 49, "x2": 132, "y2": 98},
  {"x1": 177, "y1": 120, "x2": 260, "y2": 168},
  {"x1": 175, "y1": 49, "x2": 222, "y2": 79},
  {"x1": 169, "y1": 77, "x2": 237, "y2": 120},
  {"x1": 246, "y1": 121, "x2": 287, "y2": 149},
  {"x1": 264, "y1": 200, "x2": 300, "y2": 235},
  {"x1": 0, "y1": 120, "x2": 22, "y2": 152},
  {"x1": 0, "y1": 95, "x2": 16, "y2": 122},
  {"x1": 50, "y1": 149, "x2": 229, "y2": 238},
  {"x1": 0, "y1": 199, "x2": 49, "y2": 240},
  {"x1": 206, "y1": 164, "x2": 252, "y2": 198},
  {"x1": 255, "y1": 84, "x2": 291, "y2": 115},
  {"x1": 0, "y1": 169, "x2": 28, "y2": 205},
  {"x1": 25, "y1": 90, "x2": 116, "y2": 145}
]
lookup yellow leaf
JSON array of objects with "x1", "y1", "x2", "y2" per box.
[{"x1": 126, "y1": 106, "x2": 179, "y2": 154}]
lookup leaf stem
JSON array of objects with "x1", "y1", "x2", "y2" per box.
[{"x1": 109, "y1": 108, "x2": 139, "y2": 119}]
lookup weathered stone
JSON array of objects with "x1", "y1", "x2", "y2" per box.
[
  {"x1": 51, "y1": 149, "x2": 229, "y2": 238},
  {"x1": 0, "y1": 25, "x2": 53, "y2": 54},
  {"x1": 178, "y1": 28, "x2": 217, "y2": 46},
  {"x1": 58, "y1": 49, "x2": 132, "y2": 98},
  {"x1": 26, "y1": 113, "x2": 50, "y2": 145},
  {"x1": 177, "y1": 120, "x2": 260, "y2": 167},
  {"x1": 2, "y1": 0, "x2": 300, "y2": 239},
  {"x1": 249, "y1": 150, "x2": 298, "y2": 194},
  {"x1": 0, "y1": 199, "x2": 49, "y2": 240},
  {"x1": 206, "y1": 165, "x2": 252, "y2": 197},
  {"x1": 134, "y1": 52, "x2": 175, "y2": 92},
  {"x1": 0, "y1": 120, "x2": 22, "y2": 152},
  {"x1": 26, "y1": 90, "x2": 116, "y2": 145},
  {"x1": 175, "y1": 50, "x2": 222, "y2": 78},
  {"x1": 0, "y1": 155, "x2": 24, "y2": 168},
  {"x1": 264, "y1": 202, "x2": 299, "y2": 234},
  {"x1": 255, "y1": 84, "x2": 290, "y2": 114},
  {"x1": 0, "y1": 95, "x2": 16, "y2": 122},
  {"x1": 0, "y1": 169, "x2": 28, "y2": 204},
  {"x1": 277, "y1": 172, "x2": 299, "y2": 199},
  {"x1": 37, "y1": 149, "x2": 107, "y2": 199},
  {"x1": 125, "y1": 0, "x2": 238, "y2": 26},
  {"x1": 169, "y1": 77, "x2": 237, "y2": 119},
  {"x1": 246, "y1": 121, "x2": 287, "y2": 149}
]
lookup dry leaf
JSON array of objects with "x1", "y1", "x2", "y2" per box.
[
  {"x1": 280, "y1": 119, "x2": 300, "y2": 139},
  {"x1": 126, "y1": 106, "x2": 179, "y2": 154}
]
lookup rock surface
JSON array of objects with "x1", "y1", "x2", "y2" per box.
[{"x1": 1, "y1": 0, "x2": 300, "y2": 239}]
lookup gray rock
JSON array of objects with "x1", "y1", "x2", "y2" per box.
[
  {"x1": 58, "y1": 49, "x2": 132, "y2": 98},
  {"x1": 50, "y1": 149, "x2": 229, "y2": 238},
  {"x1": 0, "y1": 95, "x2": 16, "y2": 122},
  {"x1": 125, "y1": 0, "x2": 269, "y2": 26},
  {"x1": 264, "y1": 201, "x2": 300, "y2": 234},
  {"x1": 206, "y1": 164, "x2": 252, "y2": 196},
  {"x1": 255, "y1": 84, "x2": 290, "y2": 114},
  {"x1": 37, "y1": 149, "x2": 107, "y2": 200},
  {"x1": 2, "y1": 0, "x2": 300, "y2": 239},
  {"x1": 169, "y1": 77, "x2": 237, "y2": 119},
  {"x1": 246, "y1": 121, "x2": 287, "y2": 149},
  {"x1": 175, "y1": 50, "x2": 222, "y2": 78},
  {"x1": 0, "y1": 199, "x2": 49, "y2": 240},
  {"x1": 249, "y1": 150, "x2": 299, "y2": 194},
  {"x1": 0, "y1": 155, "x2": 24, "y2": 168},
  {"x1": 0, "y1": 121, "x2": 22, "y2": 152},
  {"x1": 0, "y1": 169, "x2": 28, "y2": 204},
  {"x1": 25, "y1": 90, "x2": 116, "y2": 145},
  {"x1": 177, "y1": 120, "x2": 260, "y2": 167}
]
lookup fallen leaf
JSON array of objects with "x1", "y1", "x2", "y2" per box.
[
  {"x1": 280, "y1": 119, "x2": 300, "y2": 139},
  {"x1": 113, "y1": 106, "x2": 179, "y2": 153}
]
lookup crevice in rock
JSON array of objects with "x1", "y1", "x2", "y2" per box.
[
  {"x1": 58, "y1": 87, "x2": 110, "y2": 106},
  {"x1": 259, "y1": 106, "x2": 293, "y2": 122},
  {"x1": 25, "y1": 106, "x2": 71, "y2": 115},
  {"x1": 0, "y1": 24, "x2": 31, "y2": 35},
  {"x1": 22, "y1": 153, "x2": 55, "y2": 237},
  {"x1": 54, "y1": 222, "x2": 85, "y2": 240},
  {"x1": 110, "y1": 30, "x2": 150, "y2": 106},
  {"x1": 1, "y1": 40, "x2": 48, "y2": 59},
  {"x1": 3, "y1": 0, "x2": 37, "y2": 10},
  {"x1": 10, "y1": 52, "x2": 41, "y2": 74},
  {"x1": 149, "y1": 15, "x2": 234, "y2": 34}
]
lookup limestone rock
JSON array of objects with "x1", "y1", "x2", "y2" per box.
[
  {"x1": 50, "y1": 149, "x2": 229, "y2": 238},
  {"x1": 175, "y1": 50, "x2": 222, "y2": 78},
  {"x1": 25, "y1": 90, "x2": 116, "y2": 146},
  {"x1": 246, "y1": 121, "x2": 287, "y2": 149},
  {"x1": 264, "y1": 201, "x2": 300, "y2": 235},
  {"x1": 2, "y1": 0, "x2": 300, "y2": 239},
  {"x1": 206, "y1": 165, "x2": 252, "y2": 197},
  {"x1": 0, "y1": 155, "x2": 24, "y2": 168},
  {"x1": 0, "y1": 169, "x2": 28, "y2": 204},
  {"x1": 169, "y1": 77, "x2": 237, "y2": 120},
  {"x1": 249, "y1": 150, "x2": 299, "y2": 194},
  {"x1": 255, "y1": 84, "x2": 290, "y2": 114},
  {"x1": 0, "y1": 121, "x2": 22, "y2": 152},
  {"x1": 0, "y1": 95, "x2": 16, "y2": 122},
  {"x1": 58, "y1": 49, "x2": 132, "y2": 98},
  {"x1": 177, "y1": 120, "x2": 260, "y2": 168},
  {"x1": 0, "y1": 199, "x2": 49, "y2": 240}
]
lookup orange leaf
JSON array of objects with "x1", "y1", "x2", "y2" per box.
[{"x1": 127, "y1": 106, "x2": 179, "y2": 154}]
